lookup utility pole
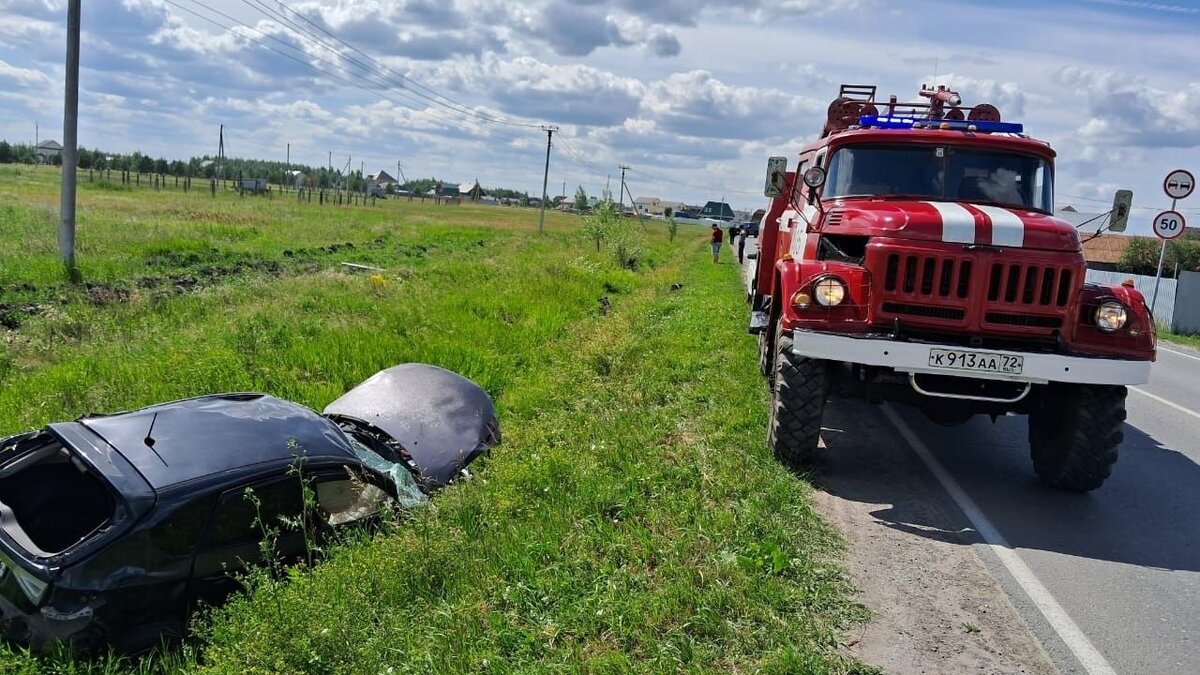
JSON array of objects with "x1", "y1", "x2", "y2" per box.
[
  {"x1": 618, "y1": 165, "x2": 644, "y2": 225},
  {"x1": 361, "y1": 160, "x2": 365, "y2": 197},
  {"x1": 538, "y1": 125, "x2": 558, "y2": 233},
  {"x1": 618, "y1": 165, "x2": 630, "y2": 210},
  {"x1": 285, "y1": 142, "x2": 290, "y2": 190},
  {"x1": 58, "y1": 0, "x2": 81, "y2": 279}
]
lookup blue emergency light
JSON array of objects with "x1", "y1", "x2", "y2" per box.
[{"x1": 858, "y1": 115, "x2": 1024, "y2": 134}]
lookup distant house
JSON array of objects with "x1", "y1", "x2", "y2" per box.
[
  {"x1": 1061, "y1": 209, "x2": 1155, "y2": 272},
  {"x1": 633, "y1": 197, "x2": 686, "y2": 217},
  {"x1": 700, "y1": 201, "x2": 735, "y2": 222},
  {"x1": 368, "y1": 170, "x2": 398, "y2": 196},
  {"x1": 428, "y1": 182, "x2": 460, "y2": 198},
  {"x1": 36, "y1": 140, "x2": 62, "y2": 164},
  {"x1": 287, "y1": 170, "x2": 307, "y2": 188},
  {"x1": 239, "y1": 178, "x2": 269, "y2": 195},
  {"x1": 634, "y1": 197, "x2": 661, "y2": 214}
]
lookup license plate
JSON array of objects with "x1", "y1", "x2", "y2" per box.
[{"x1": 928, "y1": 348, "x2": 1024, "y2": 375}]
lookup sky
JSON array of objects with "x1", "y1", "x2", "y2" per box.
[{"x1": 2, "y1": 0, "x2": 1200, "y2": 232}]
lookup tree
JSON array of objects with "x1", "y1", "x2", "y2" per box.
[
  {"x1": 1116, "y1": 237, "x2": 1161, "y2": 276},
  {"x1": 1169, "y1": 237, "x2": 1200, "y2": 274},
  {"x1": 137, "y1": 154, "x2": 154, "y2": 174},
  {"x1": 574, "y1": 185, "x2": 588, "y2": 212},
  {"x1": 663, "y1": 206, "x2": 673, "y2": 218},
  {"x1": 0, "y1": 140, "x2": 11, "y2": 164}
]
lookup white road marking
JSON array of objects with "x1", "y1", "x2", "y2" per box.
[
  {"x1": 881, "y1": 405, "x2": 1118, "y2": 675},
  {"x1": 1159, "y1": 345, "x2": 1200, "y2": 363},
  {"x1": 926, "y1": 201, "x2": 976, "y2": 244},
  {"x1": 1130, "y1": 386, "x2": 1200, "y2": 421},
  {"x1": 973, "y1": 204, "x2": 1026, "y2": 248}
]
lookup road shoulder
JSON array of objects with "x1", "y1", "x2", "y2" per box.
[{"x1": 810, "y1": 401, "x2": 1059, "y2": 675}]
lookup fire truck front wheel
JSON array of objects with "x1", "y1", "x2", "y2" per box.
[
  {"x1": 1028, "y1": 384, "x2": 1127, "y2": 492},
  {"x1": 768, "y1": 326, "x2": 827, "y2": 469}
]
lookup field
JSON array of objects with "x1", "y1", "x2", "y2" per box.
[{"x1": 0, "y1": 165, "x2": 872, "y2": 673}]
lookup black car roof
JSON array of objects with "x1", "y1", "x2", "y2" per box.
[{"x1": 78, "y1": 394, "x2": 357, "y2": 489}]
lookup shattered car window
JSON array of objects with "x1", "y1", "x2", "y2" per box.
[{"x1": 346, "y1": 439, "x2": 428, "y2": 511}]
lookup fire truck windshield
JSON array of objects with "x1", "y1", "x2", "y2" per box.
[{"x1": 824, "y1": 143, "x2": 1053, "y2": 213}]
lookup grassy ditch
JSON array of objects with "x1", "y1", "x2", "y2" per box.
[
  {"x1": 0, "y1": 166, "x2": 870, "y2": 673},
  {"x1": 1159, "y1": 329, "x2": 1200, "y2": 350}
]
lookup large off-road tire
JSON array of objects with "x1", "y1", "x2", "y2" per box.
[
  {"x1": 768, "y1": 324, "x2": 826, "y2": 469},
  {"x1": 1028, "y1": 384, "x2": 1126, "y2": 492}
]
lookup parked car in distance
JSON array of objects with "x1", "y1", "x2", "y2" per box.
[
  {"x1": 740, "y1": 220, "x2": 759, "y2": 237},
  {"x1": 0, "y1": 364, "x2": 499, "y2": 652}
]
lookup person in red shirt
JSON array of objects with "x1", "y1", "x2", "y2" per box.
[{"x1": 710, "y1": 224, "x2": 723, "y2": 263}]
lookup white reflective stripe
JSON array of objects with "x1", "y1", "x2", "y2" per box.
[
  {"x1": 925, "y1": 201, "x2": 976, "y2": 243},
  {"x1": 974, "y1": 204, "x2": 1025, "y2": 248}
]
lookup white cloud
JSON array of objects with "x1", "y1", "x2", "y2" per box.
[
  {"x1": 1, "y1": 0, "x2": 1199, "y2": 217},
  {"x1": 0, "y1": 59, "x2": 52, "y2": 87}
]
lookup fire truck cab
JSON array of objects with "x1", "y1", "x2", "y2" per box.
[{"x1": 750, "y1": 84, "x2": 1155, "y2": 492}]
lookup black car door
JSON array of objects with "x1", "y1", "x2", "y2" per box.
[{"x1": 189, "y1": 474, "x2": 305, "y2": 609}]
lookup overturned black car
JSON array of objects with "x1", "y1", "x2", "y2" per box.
[{"x1": 0, "y1": 364, "x2": 499, "y2": 651}]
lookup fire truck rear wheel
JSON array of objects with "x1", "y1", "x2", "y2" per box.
[
  {"x1": 1028, "y1": 384, "x2": 1126, "y2": 492},
  {"x1": 768, "y1": 326, "x2": 826, "y2": 469}
]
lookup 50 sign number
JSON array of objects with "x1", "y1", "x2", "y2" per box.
[{"x1": 1153, "y1": 210, "x2": 1186, "y2": 240}]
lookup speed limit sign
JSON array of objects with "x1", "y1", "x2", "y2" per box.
[{"x1": 1152, "y1": 210, "x2": 1187, "y2": 240}]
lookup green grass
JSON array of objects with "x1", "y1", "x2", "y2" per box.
[
  {"x1": 1159, "y1": 330, "x2": 1200, "y2": 350},
  {"x1": 0, "y1": 165, "x2": 872, "y2": 673}
]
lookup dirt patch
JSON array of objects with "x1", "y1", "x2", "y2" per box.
[
  {"x1": 0, "y1": 236, "x2": 421, "y2": 331},
  {"x1": 811, "y1": 402, "x2": 1058, "y2": 675}
]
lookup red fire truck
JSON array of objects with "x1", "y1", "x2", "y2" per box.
[{"x1": 750, "y1": 84, "x2": 1155, "y2": 492}]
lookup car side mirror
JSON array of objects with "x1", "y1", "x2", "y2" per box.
[
  {"x1": 1109, "y1": 189, "x2": 1132, "y2": 233},
  {"x1": 765, "y1": 156, "x2": 787, "y2": 197}
]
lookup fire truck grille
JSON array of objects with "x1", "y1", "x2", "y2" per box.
[
  {"x1": 883, "y1": 254, "x2": 972, "y2": 299},
  {"x1": 882, "y1": 303, "x2": 966, "y2": 321},
  {"x1": 984, "y1": 312, "x2": 1064, "y2": 329},
  {"x1": 986, "y1": 263, "x2": 1072, "y2": 307}
]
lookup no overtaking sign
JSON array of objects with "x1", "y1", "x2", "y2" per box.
[{"x1": 1164, "y1": 169, "x2": 1195, "y2": 200}]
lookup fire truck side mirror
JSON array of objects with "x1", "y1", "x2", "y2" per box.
[
  {"x1": 765, "y1": 156, "x2": 788, "y2": 197},
  {"x1": 1109, "y1": 189, "x2": 1133, "y2": 233},
  {"x1": 802, "y1": 166, "x2": 827, "y2": 190}
]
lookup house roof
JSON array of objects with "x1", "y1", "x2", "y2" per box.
[
  {"x1": 37, "y1": 140, "x2": 62, "y2": 150},
  {"x1": 1081, "y1": 234, "x2": 1137, "y2": 264},
  {"x1": 370, "y1": 170, "x2": 397, "y2": 183}
]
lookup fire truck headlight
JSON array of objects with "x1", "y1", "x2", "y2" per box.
[
  {"x1": 813, "y1": 277, "x2": 847, "y2": 307},
  {"x1": 1095, "y1": 301, "x2": 1128, "y2": 333}
]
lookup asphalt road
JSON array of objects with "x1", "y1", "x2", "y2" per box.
[{"x1": 740, "y1": 235, "x2": 1199, "y2": 674}]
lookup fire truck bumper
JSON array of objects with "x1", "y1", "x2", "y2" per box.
[{"x1": 789, "y1": 330, "x2": 1151, "y2": 386}]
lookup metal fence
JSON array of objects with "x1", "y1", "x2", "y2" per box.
[
  {"x1": 1171, "y1": 271, "x2": 1200, "y2": 334},
  {"x1": 1084, "y1": 269, "x2": 1177, "y2": 330}
]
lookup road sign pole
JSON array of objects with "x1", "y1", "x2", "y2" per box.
[
  {"x1": 1151, "y1": 196, "x2": 1178, "y2": 314},
  {"x1": 1151, "y1": 241, "x2": 1168, "y2": 313}
]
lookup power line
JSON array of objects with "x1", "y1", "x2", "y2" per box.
[
  {"x1": 240, "y1": 0, "x2": 542, "y2": 129},
  {"x1": 167, "y1": 0, "x2": 535, "y2": 148},
  {"x1": 1058, "y1": 190, "x2": 1200, "y2": 215}
]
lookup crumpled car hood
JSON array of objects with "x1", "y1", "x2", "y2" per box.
[{"x1": 323, "y1": 364, "x2": 501, "y2": 489}]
